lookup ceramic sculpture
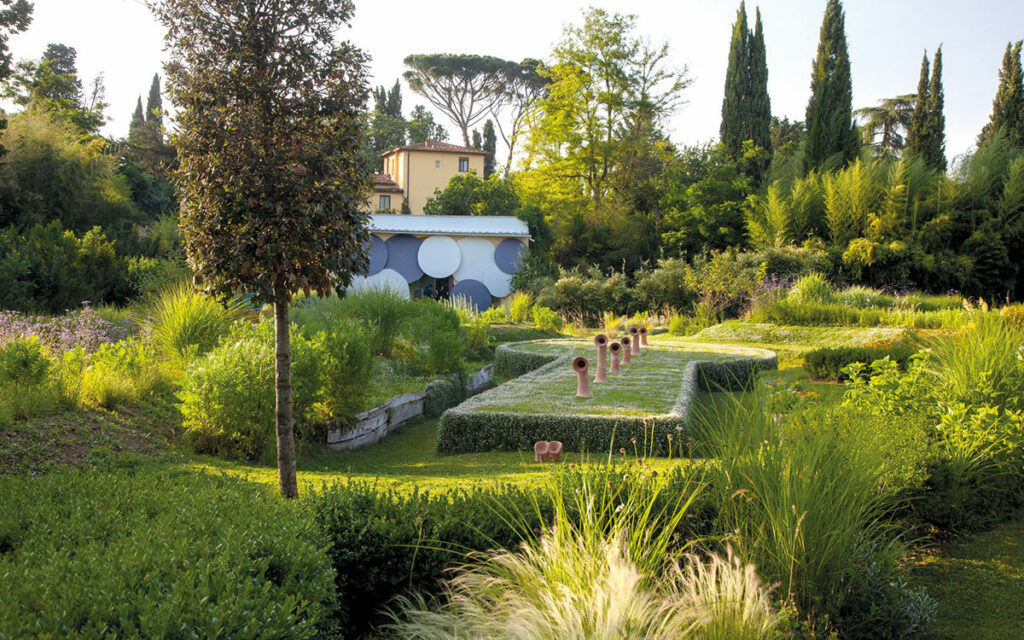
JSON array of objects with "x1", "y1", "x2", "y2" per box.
[
  {"x1": 573, "y1": 356, "x2": 592, "y2": 398},
  {"x1": 593, "y1": 333, "x2": 609, "y2": 383}
]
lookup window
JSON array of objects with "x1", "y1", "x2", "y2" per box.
[
  {"x1": 378, "y1": 195, "x2": 391, "y2": 211},
  {"x1": 435, "y1": 160, "x2": 441, "y2": 168},
  {"x1": 458, "y1": 157, "x2": 469, "y2": 172}
]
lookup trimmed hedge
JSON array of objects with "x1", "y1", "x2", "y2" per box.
[
  {"x1": 493, "y1": 342, "x2": 560, "y2": 379},
  {"x1": 804, "y1": 344, "x2": 917, "y2": 381},
  {"x1": 0, "y1": 467, "x2": 336, "y2": 640},
  {"x1": 440, "y1": 341, "x2": 777, "y2": 455},
  {"x1": 423, "y1": 370, "x2": 468, "y2": 417}
]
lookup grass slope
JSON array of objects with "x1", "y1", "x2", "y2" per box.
[{"x1": 913, "y1": 516, "x2": 1024, "y2": 639}]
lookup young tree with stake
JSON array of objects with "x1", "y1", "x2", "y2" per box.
[{"x1": 152, "y1": 0, "x2": 372, "y2": 498}]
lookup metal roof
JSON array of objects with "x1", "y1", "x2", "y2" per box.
[{"x1": 370, "y1": 214, "x2": 530, "y2": 239}]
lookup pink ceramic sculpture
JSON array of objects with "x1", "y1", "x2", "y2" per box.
[
  {"x1": 620, "y1": 336, "x2": 632, "y2": 366},
  {"x1": 533, "y1": 440, "x2": 563, "y2": 462},
  {"x1": 639, "y1": 326, "x2": 649, "y2": 346},
  {"x1": 609, "y1": 341, "x2": 622, "y2": 373},
  {"x1": 573, "y1": 356, "x2": 592, "y2": 398},
  {"x1": 593, "y1": 334, "x2": 609, "y2": 383},
  {"x1": 629, "y1": 327, "x2": 641, "y2": 355}
]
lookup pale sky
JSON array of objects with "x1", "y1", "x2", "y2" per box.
[{"x1": 10, "y1": 0, "x2": 1024, "y2": 163}]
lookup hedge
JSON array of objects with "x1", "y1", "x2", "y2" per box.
[
  {"x1": 423, "y1": 370, "x2": 468, "y2": 417},
  {"x1": 493, "y1": 342, "x2": 560, "y2": 379},
  {"x1": 439, "y1": 341, "x2": 777, "y2": 455},
  {"x1": 0, "y1": 466, "x2": 336, "y2": 640},
  {"x1": 804, "y1": 344, "x2": 917, "y2": 381}
]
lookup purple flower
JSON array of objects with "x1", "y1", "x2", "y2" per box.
[{"x1": 0, "y1": 303, "x2": 136, "y2": 355}]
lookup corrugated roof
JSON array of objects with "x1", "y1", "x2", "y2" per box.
[
  {"x1": 381, "y1": 139, "x2": 488, "y2": 157},
  {"x1": 370, "y1": 214, "x2": 530, "y2": 238}
]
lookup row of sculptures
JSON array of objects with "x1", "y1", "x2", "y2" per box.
[{"x1": 574, "y1": 326, "x2": 648, "y2": 398}]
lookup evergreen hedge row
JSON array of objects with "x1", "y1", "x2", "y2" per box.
[{"x1": 439, "y1": 341, "x2": 777, "y2": 455}]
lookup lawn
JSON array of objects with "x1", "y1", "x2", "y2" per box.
[
  {"x1": 182, "y1": 415, "x2": 700, "y2": 494},
  {"x1": 474, "y1": 337, "x2": 771, "y2": 417},
  {"x1": 913, "y1": 516, "x2": 1024, "y2": 640}
]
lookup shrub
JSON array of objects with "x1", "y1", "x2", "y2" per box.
[
  {"x1": 529, "y1": 304, "x2": 562, "y2": 332},
  {"x1": 0, "y1": 467, "x2": 336, "y2": 639},
  {"x1": 0, "y1": 337, "x2": 71, "y2": 424},
  {"x1": 1000, "y1": 303, "x2": 1024, "y2": 329},
  {"x1": 0, "y1": 222, "x2": 132, "y2": 313},
  {"x1": 75, "y1": 338, "x2": 177, "y2": 408},
  {"x1": 126, "y1": 255, "x2": 191, "y2": 300},
  {"x1": 492, "y1": 342, "x2": 560, "y2": 379},
  {"x1": 0, "y1": 336, "x2": 51, "y2": 386},
  {"x1": 0, "y1": 303, "x2": 135, "y2": 355},
  {"x1": 424, "y1": 372, "x2": 468, "y2": 417},
  {"x1": 804, "y1": 344, "x2": 917, "y2": 382},
  {"x1": 836, "y1": 285, "x2": 894, "y2": 309},
  {"x1": 632, "y1": 258, "x2": 697, "y2": 312},
  {"x1": 668, "y1": 314, "x2": 703, "y2": 336},
  {"x1": 143, "y1": 283, "x2": 246, "y2": 363},
  {"x1": 345, "y1": 288, "x2": 416, "y2": 357},
  {"x1": 925, "y1": 313, "x2": 1024, "y2": 410},
  {"x1": 314, "y1": 321, "x2": 375, "y2": 423},
  {"x1": 787, "y1": 272, "x2": 836, "y2": 305},
  {"x1": 179, "y1": 320, "x2": 323, "y2": 460}
]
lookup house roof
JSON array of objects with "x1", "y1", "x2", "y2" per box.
[
  {"x1": 370, "y1": 214, "x2": 530, "y2": 239},
  {"x1": 381, "y1": 139, "x2": 488, "y2": 157},
  {"x1": 373, "y1": 173, "x2": 397, "y2": 186}
]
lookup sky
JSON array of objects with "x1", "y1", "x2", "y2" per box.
[{"x1": 9, "y1": 0, "x2": 1024, "y2": 164}]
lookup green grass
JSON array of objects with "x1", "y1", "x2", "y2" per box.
[
  {"x1": 183, "y1": 416, "x2": 700, "y2": 494},
  {"x1": 472, "y1": 337, "x2": 767, "y2": 418},
  {"x1": 913, "y1": 515, "x2": 1024, "y2": 639}
]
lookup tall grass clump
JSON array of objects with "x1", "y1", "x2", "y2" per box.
[
  {"x1": 836, "y1": 285, "x2": 893, "y2": 309},
  {"x1": 345, "y1": 288, "x2": 416, "y2": 357},
  {"x1": 388, "y1": 466, "x2": 785, "y2": 640},
  {"x1": 143, "y1": 283, "x2": 246, "y2": 363},
  {"x1": 506, "y1": 290, "x2": 534, "y2": 323},
  {"x1": 786, "y1": 272, "x2": 835, "y2": 305}
]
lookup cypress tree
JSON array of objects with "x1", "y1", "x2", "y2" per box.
[
  {"x1": 720, "y1": 1, "x2": 750, "y2": 155},
  {"x1": 472, "y1": 129, "x2": 482, "y2": 150},
  {"x1": 906, "y1": 52, "x2": 930, "y2": 158},
  {"x1": 926, "y1": 46, "x2": 946, "y2": 171},
  {"x1": 482, "y1": 119, "x2": 497, "y2": 178},
  {"x1": 979, "y1": 41, "x2": 1024, "y2": 147},
  {"x1": 129, "y1": 96, "x2": 145, "y2": 137},
  {"x1": 748, "y1": 8, "x2": 772, "y2": 176},
  {"x1": 805, "y1": 0, "x2": 858, "y2": 170},
  {"x1": 146, "y1": 74, "x2": 163, "y2": 132},
  {"x1": 385, "y1": 79, "x2": 402, "y2": 118}
]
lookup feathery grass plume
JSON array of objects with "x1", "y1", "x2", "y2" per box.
[
  {"x1": 143, "y1": 283, "x2": 246, "y2": 364},
  {"x1": 346, "y1": 288, "x2": 417, "y2": 357},
  {"x1": 387, "y1": 463, "x2": 784, "y2": 639}
]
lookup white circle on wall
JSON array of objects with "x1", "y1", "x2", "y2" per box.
[
  {"x1": 350, "y1": 268, "x2": 409, "y2": 299},
  {"x1": 481, "y1": 264, "x2": 513, "y2": 298},
  {"x1": 417, "y1": 236, "x2": 461, "y2": 278},
  {"x1": 453, "y1": 237, "x2": 496, "y2": 282}
]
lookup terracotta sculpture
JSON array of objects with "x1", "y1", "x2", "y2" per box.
[
  {"x1": 593, "y1": 333, "x2": 609, "y2": 383},
  {"x1": 573, "y1": 356, "x2": 592, "y2": 397},
  {"x1": 639, "y1": 326, "x2": 649, "y2": 346},
  {"x1": 629, "y1": 327, "x2": 641, "y2": 355},
  {"x1": 609, "y1": 341, "x2": 622, "y2": 373},
  {"x1": 620, "y1": 336, "x2": 632, "y2": 366},
  {"x1": 533, "y1": 440, "x2": 563, "y2": 462}
]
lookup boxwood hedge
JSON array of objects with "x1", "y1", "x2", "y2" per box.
[
  {"x1": 439, "y1": 341, "x2": 777, "y2": 455},
  {"x1": 804, "y1": 344, "x2": 916, "y2": 381}
]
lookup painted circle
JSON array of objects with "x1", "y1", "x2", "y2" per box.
[
  {"x1": 384, "y1": 234, "x2": 424, "y2": 283},
  {"x1": 363, "y1": 269, "x2": 410, "y2": 299},
  {"x1": 494, "y1": 238, "x2": 527, "y2": 274},
  {"x1": 367, "y1": 235, "x2": 388, "y2": 276},
  {"x1": 481, "y1": 263, "x2": 513, "y2": 298},
  {"x1": 452, "y1": 237, "x2": 495, "y2": 282},
  {"x1": 417, "y1": 236, "x2": 461, "y2": 278},
  {"x1": 450, "y1": 279, "x2": 492, "y2": 311}
]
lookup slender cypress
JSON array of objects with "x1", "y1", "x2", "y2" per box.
[
  {"x1": 145, "y1": 74, "x2": 163, "y2": 130},
  {"x1": 906, "y1": 52, "x2": 930, "y2": 158},
  {"x1": 805, "y1": 0, "x2": 858, "y2": 169},
  {"x1": 979, "y1": 41, "x2": 1024, "y2": 146},
  {"x1": 482, "y1": 119, "x2": 497, "y2": 178},
  {"x1": 720, "y1": 1, "x2": 750, "y2": 154},
  {"x1": 129, "y1": 96, "x2": 145, "y2": 134},
  {"x1": 748, "y1": 8, "x2": 772, "y2": 177},
  {"x1": 926, "y1": 46, "x2": 946, "y2": 171}
]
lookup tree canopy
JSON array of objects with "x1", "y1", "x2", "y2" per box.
[{"x1": 804, "y1": 0, "x2": 858, "y2": 170}]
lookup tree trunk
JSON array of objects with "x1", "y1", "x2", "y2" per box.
[{"x1": 274, "y1": 299, "x2": 298, "y2": 498}]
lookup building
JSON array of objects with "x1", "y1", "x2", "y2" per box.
[
  {"x1": 369, "y1": 140, "x2": 486, "y2": 215},
  {"x1": 351, "y1": 214, "x2": 529, "y2": 311}
]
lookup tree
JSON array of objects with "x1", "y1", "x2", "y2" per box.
[
  {"x1": 482, "y1": 119, "x2": 496, "y2": 178},
  {"x1": 906, "y1": 52, "x2": 930, "y2": 158},
  {"x1": 407, "y1": 104, "x2": 447, "y2": 143},
  {"x1": 403, "y1": 54, "x2": 508, "y2": 147},
  {"x1": 471, "y1": 128, "x2": 481, "y2": 150},
  {"x1": 152, "y1": 0, "x2": 371, "y2": 498},
  {"x1": 129, "y1": 96, "x2": 145, "y2": 133},
  {"x1": 146, "y1": 73, "x2": 163, "y2": 130},
  {"x1": 0, "y1": 0, "x2": 32, "y2": 155},
  {"x1": 525, "y1": 8, "x2": 688, "y2": 209},
  {"x1": 804, "y1": 0, "x2": 858, "y2": 170},
  {"x1": 978, "y1": 41, "x2": 1024, "y2": 147},
  {"x1": 10, "y1": 43, "x2": 106, "y2": 133},
  {"x1": 925, "y1": 46, "x2": 946, "y2": 171},
  {"x1": 720, "y1": 2, "x2": 772, "y2": 180},
  {"x1": 489, "y1": 59, "x2": 547, "y2": 175},
  {"x1": 855, "y1": 94, "x2": 914, "y2": 156}
]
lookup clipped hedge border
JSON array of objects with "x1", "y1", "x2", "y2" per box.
[
  {"x1": 493, "y1": 342, "x2": 561, "y2": 379},
  {"x1": 439, "y1": 340, "x2": 777, "y2": 455}
]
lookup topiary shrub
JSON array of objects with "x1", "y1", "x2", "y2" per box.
[
  {"x1": 0, "y1": 467, "x2": 336, "y2": 639},
  {"x1": 423, "y1": 371, "x2": 468, "y2": 417}
]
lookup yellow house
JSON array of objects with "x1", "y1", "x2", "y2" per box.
[{"x1": 368, "y1": 140, "x2": 487, "y2": 215}]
